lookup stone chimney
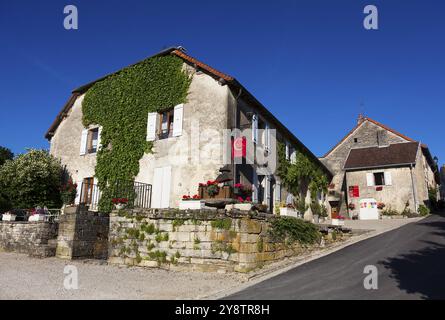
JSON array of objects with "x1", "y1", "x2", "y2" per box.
[{"x1": 357, "y1": 113, "x2": 365, "y2": 125}]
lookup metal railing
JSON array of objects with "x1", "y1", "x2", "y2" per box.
[
  {"x1": 79, "y1": 180, "x2": 152, "y2": 211},
  {"x1": 45, "y1": 209, "x2": 62, "y2": 222}
]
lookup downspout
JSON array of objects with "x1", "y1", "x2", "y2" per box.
[
  {"x1": 232, "y1": 88, "x2": 243, "y2": 185},
  {"x1": 410, "y1": 163, "x2": 418, "y2": 212}
]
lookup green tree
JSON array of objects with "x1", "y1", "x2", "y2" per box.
[
  {"x1": 0, "y1": 149, "x2": 64, "y2": 209},
  {"x1": 0, "y1": 146, "x2": 13, "y2": 166}
]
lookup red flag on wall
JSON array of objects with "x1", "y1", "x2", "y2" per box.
[{"x1": 232, "y1": 137, "x2": 246, "y2": 159}]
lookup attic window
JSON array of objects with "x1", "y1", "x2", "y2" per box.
[{"x1": 354, "y1": 138, "x2": 358, "y2": 143}]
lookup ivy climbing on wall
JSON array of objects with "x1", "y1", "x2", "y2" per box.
[
  {"x1": 82, "y1": 55, "x2": 192, "y2": 212},
  {"x1": 277, "y1": 142, "x2": 328, "y2": 200}
]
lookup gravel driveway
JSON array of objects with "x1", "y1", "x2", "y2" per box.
[{"x1": 0, "y1": 252, "x2": 244, "y2": 300}]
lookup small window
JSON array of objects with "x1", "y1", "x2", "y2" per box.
[
  {"x1": 81, "y1": 177, "x2": 94, "y2": 204},
  {"x1": 354, "y1": 138, "x2": 358, "y2": 143},
  {"x1": 158, "y1": 109, "x2": 174, "y2": 139},
  {"x1": 87, "y1": 128, "x2": 99, "y2": 154},
  {"x1": 374, "y1": 172, "x2": 385, "y2": 186}
]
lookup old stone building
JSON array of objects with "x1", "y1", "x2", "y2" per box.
[
  {"x1": 45, "y1": 46, "x2": 331, "y2": 212},
  {"x1": 320, "y1": 116, "x2": 440, "y2": 218}
]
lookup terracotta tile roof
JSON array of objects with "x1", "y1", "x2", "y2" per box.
[
  {"x1": 322, "y1": 117, "x2": 415, "y2": 158},
  {"x1": 171, "y1": 49, "x2": 233, "y2": 82},
  {"x1": 343, "y1": 142, "x2": 420, "y2": 170}
]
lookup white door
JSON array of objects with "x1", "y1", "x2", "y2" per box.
[
  {"x1": 151, "y1": 166, "x2": 171, "y2": 208},
  {"x1": 161, "y1": 166, "x2": 171, "y2": 208}
]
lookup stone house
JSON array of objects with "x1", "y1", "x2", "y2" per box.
[
  {"x1": 45, "y1": 46, "x2": 331, "y2": 212},
  {"x1": 320, "y1": 116, "x2": 440, "y2": 217}
]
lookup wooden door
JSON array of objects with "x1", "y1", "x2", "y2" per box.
[{"x1": 82, "y1": 177, "x2": 94, "y2": 204}]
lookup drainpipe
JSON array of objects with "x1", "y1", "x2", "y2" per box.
[
  {"x1": 232, "y1": 88, "x2": 243, "y2": 185},
  {"x1": 410, "y1": 163, "x2": 418, "y2": 212}
]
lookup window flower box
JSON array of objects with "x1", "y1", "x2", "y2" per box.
[
  {"x1": 179, "y1": 200, "x2": 205, "y2": 210},
  {"x1": 2, "y1": 213, "x2": 16, "y2": 221},
  {"x1": 331, "y1": 218, "x2": 345, "y2": 226},
  {"x1": 112, "y1": 198, "x2": 128, "y2": 210},
  {"x1": 234, "y1": 203, "x2": 253, "y2": 211}
]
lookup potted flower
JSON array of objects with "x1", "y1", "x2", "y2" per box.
[
  {"x1": 234, "y1": 196, "x2": 253, "y2": 211},
  {"x1": 279, "y1": 202, "x2": 298, "y2": 217},
  {"x1": 233, "y1": 183, "x2": 244, "y2": 195},
  {"x1": 60, "y1": 179, "x2": 77, "y2": 207},
  {"x1": 206, "y1": 180, "x2": 220, "y2": 198},
  {"x1": 28, "y1": 207, "x2": 47, "y2": 222},
  {"x1": 112, "y1": 198, "x2": 128, "y2": 210},
  {"x1": 310, "y1": 202, "x2": 322, "y2": 224},
  {"x1": 179, "y1": 194, "x2": 204, "y2": 210},
  {"x1": 2, "y1": 210, "x2": 16, "y2": 221},
  {"x1": 332, "y1": 215, "x2": 345, "y2": 226},
  {"x1": 320, "y1": 204, "x2": 328, "y2": 223}
]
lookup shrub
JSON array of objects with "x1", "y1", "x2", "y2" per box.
[
  {"x1": 438, "y1": 200, "x2": 445, "y2": 210},
  {"x1": 0, "y1": 149, "x2": 64, "y2": 208},
  {"x1": 0, "y1": 146, "x2": 13, "y2": 166},
  {"x1": 418, "y1": 205, "x2": 430, "y2": 216},
  {"x1": 0, "y1": 193, "x2": 11, "y2": 213},
  {"x1": 428, "y1": 187, "x2": 438, "y2": 210},
  {"x1": 310, "y1": 202, "x2": 321, "y2": 216},
  {"x1": 320, "y1": 205, "x2": 328, "y2": 218},
  {"x1": 60, "y1": 178, "x2": 77, "y2": 205},
  {"x1": 294, "y1": 197, "x2": 308, "y2": 214},
  {"x1": 269, "y1": 216, "x2": 321, "y2": 245},
  {"x1": 382, "y1": 207, "x2": 399, "y2": 216}
]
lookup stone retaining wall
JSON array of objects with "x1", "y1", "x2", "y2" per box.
[
  {"x1": 0, "y1": 221, "x2": 58, "y2": 257},
  {"x1": 56, "y1": 209, "x2": 109, "y2": 260},
  {"x1": 108, "y1": 209, "x2": 337, "y2": 272}
]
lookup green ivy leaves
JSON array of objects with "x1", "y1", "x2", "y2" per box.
[
  {"x1": 277, "y1": 142, "x2": 328, "y2": 200},
  {"x1": 82, "y1": 55, "x2": 192, "y2": 212}
]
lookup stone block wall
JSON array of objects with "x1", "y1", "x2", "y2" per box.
[
  {"x1": 108, "y1": 209, "x2": 319, "y2": 273},
  {"x1": 56, "y1": 209, "x2": 109, "y2": 260},
  {"x1": 0, "y1": 221, "x2": 58, "y2": 257}
]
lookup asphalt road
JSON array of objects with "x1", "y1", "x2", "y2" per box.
[{"x1": 226, "y1": 214, "x2": 445, "y2": 300}]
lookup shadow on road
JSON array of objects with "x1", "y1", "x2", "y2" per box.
[{"x1": 379, "y1": 215, "x2": 445, "y2": 300}]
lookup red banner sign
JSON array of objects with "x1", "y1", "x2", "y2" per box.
[
  {"x1": 232, "y1": 137, "x2": 246, "y2": 159},
  {"x1": 349, "y1": 185, "x2": 360, "y2": 198}
]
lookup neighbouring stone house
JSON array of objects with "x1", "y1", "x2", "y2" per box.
[
  {"x1": 45, "y1": 46, "x2": 331, "y2": 214},
  {"x1": 320, "y1": 115, "x2": 440, "y2": 217}
]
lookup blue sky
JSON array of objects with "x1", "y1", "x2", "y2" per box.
[{"x1": 0, "y1": 0, "x2": 444, "y2": 166}]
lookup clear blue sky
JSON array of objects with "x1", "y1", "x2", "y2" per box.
[{"x1": 1, "y1": 0, "x2": 444, "y2": 166}]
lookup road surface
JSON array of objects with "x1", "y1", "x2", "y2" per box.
[{"x1": 226, "y1": 214, "x2": 445, "y2": 300}]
